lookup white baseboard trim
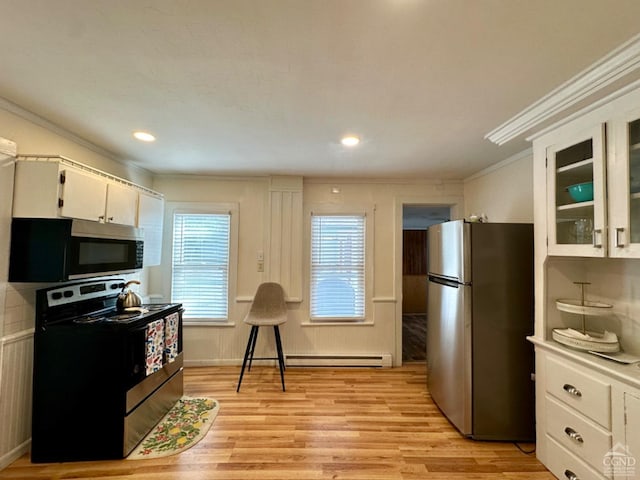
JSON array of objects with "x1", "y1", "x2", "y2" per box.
[
  {"x1": 184, "y1": 354, "x2": 393, "y2": 368},
  {"x1": 285, "y1": 353, "x2": 392, "y2": 368},
  {"x1": 0, "y1": 439, "x2": 30, "y2": 471},
  {"x1": 184, "y1": 359, "x2": 240, "y2": 367}
]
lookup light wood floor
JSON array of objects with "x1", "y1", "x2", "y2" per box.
[{"x1": 0, "y1": 363, "x2": 554, "y2": 479}]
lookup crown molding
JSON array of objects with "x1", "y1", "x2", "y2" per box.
[{"x1": 485, "y1": 32, "x2": 640, "y2": 146}]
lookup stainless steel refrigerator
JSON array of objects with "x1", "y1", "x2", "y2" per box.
[{"x1": 426, "y1": 220, "x2": 535, "y2": 441}]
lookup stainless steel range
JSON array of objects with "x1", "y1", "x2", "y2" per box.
[{"x1": 31, "y1": 278, "x2": 184, "y2": 463}]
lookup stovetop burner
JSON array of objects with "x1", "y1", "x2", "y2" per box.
[
  {"x1": 36, "y1": 278, "x2": 181, "y2": 329},
  {"x1": 73, "y1": 304, "x2": 177, "y2": 325}
]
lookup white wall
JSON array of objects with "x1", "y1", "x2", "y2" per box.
[
  {"x1": 150, "y1": 175, "x2": 465, "y2": 367},
  {"x1": 0, "y1": 107, "x2": 153, "y2": 469},
  {"x1": 463, "y1": 149, "x2": 534, "y2": 223}
]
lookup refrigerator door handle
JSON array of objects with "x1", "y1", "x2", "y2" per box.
[{"x1": 428, "y1": 274, "x2": 470, "y2": 288}]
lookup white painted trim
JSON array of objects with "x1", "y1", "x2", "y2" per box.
[
  {"x1": 0, "y1": 439, "x2": 31, "y2": 471},
  {"x1": 464, "y1": 148, "x2": 532, "y2": 182},
  {"x1": 1, "y1": 329, "x2": 34, "y2": 345},
  {"x1": 285, "y1": 353, "x2": 392, "y2": 368},
  {"x1": 184, "y1": 359, "x2": 242, "y2": 367},
  {"x1": 526, "y1": 78, "x2": 640, "y2": 142},
  {"x1": 486, "y1": 32, "x2": 640, "y2": 145},
  {"x1": 303, "y1": 177, "x2": 461, "y2": 186},
  {"x1": 301, "y1": 321, "x2": 375, "y2": 327},
  {"x1": 237, "y1": 295, "x2": 301, "y2": 303},
  {"x1": 183, "y1": 321, "x2": 236, "y2": 327},
  {"x1": 393, "y1": 194, "x2": 464, "y2": 367}
]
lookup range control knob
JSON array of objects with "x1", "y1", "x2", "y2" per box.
[
  {"x1": 110, "y1": 283, "x2": 120, "y2": 290},
  {"x1": 51, "y1": 292, "x2": 63, "y2": 300},
  {"x1": 63, "y1": 290, "x2": 74, "y2": 298}
]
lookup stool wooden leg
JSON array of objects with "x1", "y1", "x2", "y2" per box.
[
  {"x1": 237, "y1": 325, "x2": 258, "y2": 392},
  {"x1": 274, "y1": 325, "x2": 286, "y2": 392}
]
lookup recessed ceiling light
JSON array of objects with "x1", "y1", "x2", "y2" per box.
[
  {"x1": 341, "y1": 135, "x2": 360, "y2": 147},
  {"x1": 133, "y1": 131, "x2": 156, "y2": 142}
]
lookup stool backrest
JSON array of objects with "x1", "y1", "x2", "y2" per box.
[{"x1": 245, "y1": 282, "x2": 287, "y2": 324}]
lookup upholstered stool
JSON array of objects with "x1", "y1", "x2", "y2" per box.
[{"x1": 236, "y1": 282, "x2": 287, "y2": 392}]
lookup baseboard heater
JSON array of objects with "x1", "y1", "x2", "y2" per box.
[{"x1": 285, "y1": 353, "x2": 392, "y2": 368}]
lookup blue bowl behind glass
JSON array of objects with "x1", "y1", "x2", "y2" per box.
[{"x1": 567, "y1": 182, "x2": 594, "y2": 202}]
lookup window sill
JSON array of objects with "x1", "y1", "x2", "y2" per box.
[
  {"x1": 236, "y1": 296, "x2": 302, "y2": 303},
  {"x1": 183, "y1": 321, "x2": 236, "y2": 327}
]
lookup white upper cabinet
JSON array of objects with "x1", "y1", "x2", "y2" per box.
[
  {"x1": 608, "y1": 107, "x2": 640, "y2": 257},
  {"x1": 545, "y1": 124, "x2": 607, "y2": 257},
  {"x1": 104, "y1": 181, "x2": 138, "y2": 226},
  {"x1": 137, "y1": 192, "x2": 164, "y2": 266},
  {"x1": 12, "y1": 155, "x2": 161, "y2": 230},
  {"x1": 536, "y1": 87, "x2": 640, "y2": 259},
  {"x1": 58, "y1": 167, "x2": 108, "y2": 222}
]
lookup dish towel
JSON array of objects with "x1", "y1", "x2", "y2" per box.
[
  {"x1": 145, "y1": 319, "x2": 165, "y2": 376},
  {"x1": 164, "y1": 312, "x2": 180, "y2": 363}
]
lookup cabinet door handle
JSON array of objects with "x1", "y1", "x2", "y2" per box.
[
  {"x1": 107, "y1": 216, "x2": 114, "y2": 222},
  {"x1": 564, "y1": 427, "x2": 584, "y2": 443},
  {"x1": 563, "y1": 384, "x2": 582, "y2": 397},
  {"x1": 616, "y1": 227, "x2": 625, "y2": 248},
  {"x1": 98, "y1": 215, "x2": 105, "y2": 221},
  {"x1": 592, "y1": 228, "x2": 602, "y2": 248},
  {"x1": 564, "y1": 469, "x2": 579, "y2": 480}
]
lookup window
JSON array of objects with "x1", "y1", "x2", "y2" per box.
[
  {"x1": 171, "y1": 212, "x2": 230, "y2": 320},
  {"x1": 310, "y1": 214, "x2": 365, "y2": 319}
]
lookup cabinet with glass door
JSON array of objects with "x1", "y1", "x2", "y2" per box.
[
  {"x1": 609, "y1": 110, "x2": 640, "y2": 258},
  {"x1": 546, "y1": 124, "x2": 607, "y2": 257}
]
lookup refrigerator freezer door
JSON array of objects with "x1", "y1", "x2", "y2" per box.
[
  {"x1": 426, "y1": 276, "x2": 472, "y2": 435},
  {"x1": 427, "y1": 220, "x2": 470, "y2": 283}
]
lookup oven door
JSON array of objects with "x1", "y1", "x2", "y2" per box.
[
  {"x1": 124, "y1": 313, "x2": 184, "y2": 415},
  {"x1": 124, "y1": 313, "x2": 183, "y2": 392}
]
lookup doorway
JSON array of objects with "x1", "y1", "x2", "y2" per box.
[{"x1": 401, "y1": 205, "x2": 450, "y2": 362}]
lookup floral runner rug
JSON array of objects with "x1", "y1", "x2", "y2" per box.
[{"x1": 127, "y1": 397, "x2": 219, "y2": 459}]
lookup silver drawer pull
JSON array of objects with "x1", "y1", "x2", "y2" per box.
[
  {"x1": 563, "y1": 384, "x2": 582, "y2": 397},
  {"x1": 564, "y1": 469, "x2": 579, "y2": 480},
  {"x1": 564, "y1": 427, "x2": 584, "y2": 443}
]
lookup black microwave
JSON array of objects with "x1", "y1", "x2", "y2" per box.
[{"x1": 9, "y1": 218, "x2": 143, "y2": 282}]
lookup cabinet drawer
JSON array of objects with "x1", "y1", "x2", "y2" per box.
[
  {"x1": 546, "y1": 434, "x2": 610, "y2": 480},
  {"x1": 546, "y1": 395, "x2": 612, "y2": 475},
  {"x1": 546, "y1": 355, "x2": 611, "y2": 428}
]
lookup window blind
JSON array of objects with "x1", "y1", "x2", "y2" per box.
[
  {"x1": 171, "y1": 213, "x2": 230, "y2": 319},
  {"x1": 310, "y1": 215, "x2": 365, "y2": 319}
]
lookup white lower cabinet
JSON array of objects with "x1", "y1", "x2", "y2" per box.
[
  {"x1": 545, "y1": 396, "x2": 612, "y2": 476},
  {"x1": 546, "y1": 435, "x2": 609, "y2": 480},
  {"x1": 624, "y1": 392, "x2": 640, "y2": 478},
  {"x1": 536, "y1": 345, "x2": 640, "y2": 480},
  {"x1": 545, "y1": 354, "x2": 612, "y2": 429}
]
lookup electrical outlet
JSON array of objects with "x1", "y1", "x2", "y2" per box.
[{"x1": 257, "y1": 260, "x2": 264, "y2": 272}]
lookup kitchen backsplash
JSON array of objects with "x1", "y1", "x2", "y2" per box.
[
  {"x1": 546, "y1": 256, "x2": 640, "y2": 354},
  {"x1": 1, "y1": 283, "x2": 38, "y2": 337}
]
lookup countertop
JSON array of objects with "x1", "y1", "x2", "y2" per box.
[{"x1": 528, "y1": 336, "x2": 640, "y2": 390}]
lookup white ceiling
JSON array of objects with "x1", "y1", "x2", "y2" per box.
[{"x1": 2, "y1": 0, "x2": 640, "y2": 179}]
